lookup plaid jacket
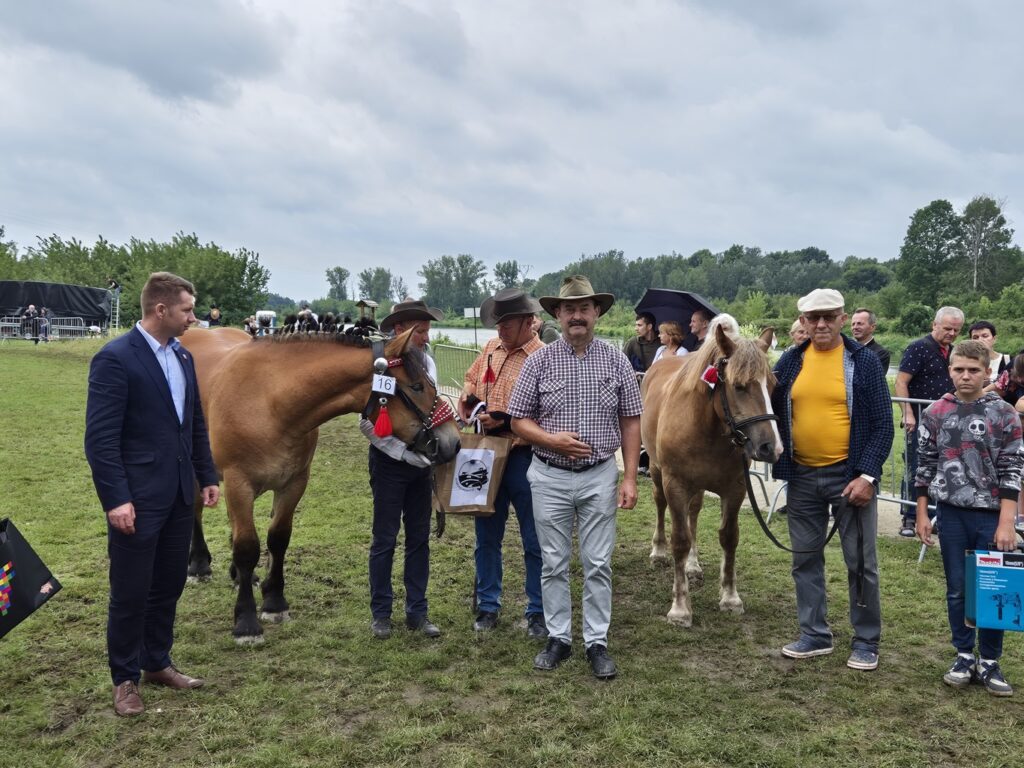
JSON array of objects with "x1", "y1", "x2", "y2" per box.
[{"x1": 770, "y1": 335, "x2": 894, "y2": 484}]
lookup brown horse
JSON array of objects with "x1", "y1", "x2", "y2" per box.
[
  {"x1": 641, "y1": 321, "x2": 781, "y2": 627},
  {"x1": 180, "y1": 327, "x2": 461, "y2": 643}
]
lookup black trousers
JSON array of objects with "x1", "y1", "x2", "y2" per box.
[
  {"x1": 107, "y1": 493, "x2": 193, "y2": 685},
  {"x1": 368, "y1": 447, "x2": 432, "y2": 621}
]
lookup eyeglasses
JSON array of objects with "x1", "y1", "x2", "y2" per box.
[{"x1": 803, "y1": 312, "x2": 841, "y2": 324}]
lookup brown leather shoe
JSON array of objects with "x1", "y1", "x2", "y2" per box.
[
  {"x1": 113, "y1": 680, "x2": 144, "y2": 717},
  {"x1": 142, "y1": 665, "x2": 205, "y2": 689}
]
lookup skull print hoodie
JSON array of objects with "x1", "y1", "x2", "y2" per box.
[{"x1": 915, "y1": 391, "x2": 1024, "y2": 510}]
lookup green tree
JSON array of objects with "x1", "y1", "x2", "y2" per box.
[
  {"x1": 956, "y1": 195, "x2": 1015, "y2": 295},
  {"x1": 896, "y1": 200, "x2": 960, "y2": 307},
  {"x1": 419, "y1": 254, "x2": 487, "y2": 311},
  {"x1": 357, "y1": 268, "x2": 395, "y2": 302},
  {"x1": 325, "y1": 266, "x2": 350, "y2": 301},
  {"x1": 493, "y1": 259, "x2": 521, "y2": 289}
]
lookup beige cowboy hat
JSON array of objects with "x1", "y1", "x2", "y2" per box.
[
  {"x1": 379, "y1": 297, "x2": 444, "y2": 332},
  {"x1": 539, "y1": 275, "x2": 615, "y2": 317},
  {"x1": 480, "y1": 288, "x2": 543, "y2": 328}
]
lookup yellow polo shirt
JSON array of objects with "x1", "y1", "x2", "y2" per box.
[{"x1": 791, "y1": 344, "x2": 850, "y2": 467}]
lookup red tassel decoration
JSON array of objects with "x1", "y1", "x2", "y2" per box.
[
  {"x1": 374, "y1": 401, "x2": 393, "y2": 437},
  {"x1": 483, "y1": 353, "x2": 496, "y2": 384}
]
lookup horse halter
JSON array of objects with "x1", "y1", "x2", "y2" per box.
[
  {"x1": 713, "y1": 357, "x2": 778, "y2": 450},
  {"x1": 361, "y1": 343, "x2": 455, "y2": 460}
]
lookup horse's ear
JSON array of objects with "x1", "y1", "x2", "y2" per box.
[
  {"x1": 384, "y1": 328, "x2": 416, "y2": 359},
  {"x1": 715, "y1": 323, "x2": 736, "y2": 357},
  {"x1": 757, "y1": 326, "x2": 775, "y2": 352}
]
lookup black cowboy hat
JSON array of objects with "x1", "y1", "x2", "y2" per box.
[
  {"x1": 380, "y1": 297, "x2": 444, "y2": 332},
  {"x1": 480, "y1": 288, "x2": 543, "y2": 328},
  {"x1": 539, "y1": 275, "x2": 615, "y2": 317}
]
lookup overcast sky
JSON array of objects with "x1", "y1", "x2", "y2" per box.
[{"x1": 3, "y1": 1, "x2": 1022, "y2": 302}]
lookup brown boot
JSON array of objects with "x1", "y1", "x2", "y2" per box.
[
  {"x1": 142, "y1": 665, "x2": 205, "y2": 689},
  {"x1": 113, "y1": 680, "x2": 144, "y2": 717}
]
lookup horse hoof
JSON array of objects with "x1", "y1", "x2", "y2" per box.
[
  {"x1": 719, "y1": 600, "x2": 745, "y2": 615},
  {"x1": 234, "y1": 634, "x2": 266, "y2": 646},
  {"x1": 686, "y1": 572, "x2": 705, "y2": 589},
  {"x1": 666, "y1": 612, "x2": 693, "y2": 628},
  {"x1": 260, "y1": 610, "x2": 291, "y2": 624},
  {"x1": 186, "y1": 574, "x2": 212, "y2": 585},
  {"x1": 649, "y1": 553, "x2": 670, "y2": 566}
]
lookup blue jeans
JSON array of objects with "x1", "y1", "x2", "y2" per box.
[
  {"x1": 474, "y1": 446, "x2": 543, "y2": 616},
  {"x1": 936, "y1": 502, "x2": 1004, "y2": 659},
  {"x1": 368, "y1": 447, "x2": 432, "y2": 621},
  {"x1": 786, "y1": 462, "x2": 881, "y2": 652}
]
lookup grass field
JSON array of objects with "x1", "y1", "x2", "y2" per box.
[{"x1": 2, "y1": 338, "x2": 1023, "y2": 768}]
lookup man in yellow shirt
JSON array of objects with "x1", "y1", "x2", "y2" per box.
[{"x1": 770, "y1": 289, "x2": 893, "y2": 672}]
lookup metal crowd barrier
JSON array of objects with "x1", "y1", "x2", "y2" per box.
[
  {"x1": 432, "y1": 343, "x2": 480, "y2": 400},
  {"x1": 0, "y1": 315, "x2": 96, "y2": 342}
]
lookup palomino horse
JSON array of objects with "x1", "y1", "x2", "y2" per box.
[
  {"x1": 641, "y1": 321, "x2": 781, "y2": 627},
  {"x1": 180, "y1": 327, "x2": 461, "y2": 643}
]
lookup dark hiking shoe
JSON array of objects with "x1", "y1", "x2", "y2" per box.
[
  {"x1": 533, "y1": 639, "x2": 571, "y2": 671},
  {"x1": 406, "y1": 616, "x2": 441, "y2": 638},
  {"x1": 526, "y1": 613, "x2": 548, "y2": 640},
  {"x1": 370, "y1": 617, "x2": 392, "y2": 640},
  {"x1": 473, "y1": 611, "x2": 499, "y2": 632},
  {"x1": 586, "y1": 644, "x2": 617, "y2": 680}
]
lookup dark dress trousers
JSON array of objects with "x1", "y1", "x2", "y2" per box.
[{"x1": 85, "y1": 326, "x2": 218, "y2": 684}]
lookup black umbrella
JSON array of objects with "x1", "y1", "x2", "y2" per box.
[{"x1": 634, "y1": 289, "x2": 721, "y2": 351}]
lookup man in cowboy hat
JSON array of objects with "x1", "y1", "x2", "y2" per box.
[
  {"x1": 459, "y1": 288, "x2": 547, "y2": 638},
  {"x1": 507, "y1": 275, "x2": 643, "y2": 679},
  {"x1": 362, "y1": 297, "x2": 445, "y2": 640}
]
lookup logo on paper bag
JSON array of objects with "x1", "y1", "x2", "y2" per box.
[{"x1": 457, "y1": 459, "x2": 489, "y2": 490}]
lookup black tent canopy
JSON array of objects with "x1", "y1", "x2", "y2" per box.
[{"x1": 0, "y1": 280, "x2": 112, "y2": 325}]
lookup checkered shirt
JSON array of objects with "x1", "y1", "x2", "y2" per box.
[
  {"x1": 464, "y1": 335, "x2": 544, "y2": 415},
  {"x1": 507, "y1": 337, "x2": 643, "y2": 468}
]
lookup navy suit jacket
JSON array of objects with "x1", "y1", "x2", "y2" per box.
[{"x1": 85, "y1": 326, "x2": 218, "y2": 513}]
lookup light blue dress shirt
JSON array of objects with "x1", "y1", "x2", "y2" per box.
[{"x1": 136, "y1": 322, "x2": 186, "y2": 423}]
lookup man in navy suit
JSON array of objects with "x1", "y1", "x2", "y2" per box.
[{"x1": 85, "y1": 272, "x2": 220, "y2": 717}]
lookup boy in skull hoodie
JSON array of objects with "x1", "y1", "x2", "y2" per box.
[{"x1": 915, "y1": 340, "x2": 1024, "y2": 696}]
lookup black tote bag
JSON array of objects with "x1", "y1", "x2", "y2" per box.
[{"x1": 0, "y1": 518, "x2": 63, "y2": 639}]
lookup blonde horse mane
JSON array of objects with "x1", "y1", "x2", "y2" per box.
[{"x1": 677, "y1": 314, "x2": 775, "y2": 393}]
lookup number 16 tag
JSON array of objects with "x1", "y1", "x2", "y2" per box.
[{"x1": 372, "y1": 374, "x2": 397, "y2": 395}]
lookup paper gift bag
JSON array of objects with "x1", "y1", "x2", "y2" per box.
[
  {"x1": 0, "y1": 518, "x2": 63, "y2": 639},
  {"x1": 433, "y1": 433, "x2": 512, "y2": 516}
]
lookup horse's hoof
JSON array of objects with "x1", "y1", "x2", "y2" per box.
[
  {"x1": 649, "y1": 553, "x2": 670, "y2": 566},
  {"x1": 686, "y1": 571, "x2": 705, "y2": 589},
  {"x1": 666, "y1": 612, "x2": 693, "y2": 628},
  {"x1": 186, "y1": 574, "x2": 212, "y2": 585},
  {"x1": 719, "y1": 599, "x2": 745, "y2": 614},
  {"x1": 234, "y1": 634, "x2": 266, "y2": 646},
  {"x1": 260, "y1": 610, "x2": 291, "y2": 624}
]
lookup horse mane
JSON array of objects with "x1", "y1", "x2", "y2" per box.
[
  {"x1": 254, "y1": 330, "x2": 431, "y2": 380},
  {"x1": 677, "y1": 315, "x2": 774, "y2": 393}
]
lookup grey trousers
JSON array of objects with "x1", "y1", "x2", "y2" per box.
[
  {"x1": 786, "y1": 462, "x2": 882, "y2": 652},
  {"x1": 527, "y1": 456, "x2": 619, "y2": 648}
]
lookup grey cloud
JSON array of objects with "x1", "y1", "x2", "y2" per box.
[{"x1": 2, "y1": 0, "x2": 285, "y2": 102}]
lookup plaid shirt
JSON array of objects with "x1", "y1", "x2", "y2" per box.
[
  {"x1": 464, "y1": 334, "x2": 543, "y2": 444},
  {"x1": 770, "y1": 335, "x2": 894, "y2": 484},
  {"x1": 507, "y1": 337, "x2": 643, "y2": 468}
]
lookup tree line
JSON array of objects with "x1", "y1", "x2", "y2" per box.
[{"x1": 2, "y1": 194, "x2": 1020, "y2": 335}]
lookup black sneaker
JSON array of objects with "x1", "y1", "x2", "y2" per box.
[
  {"x1": 585, "y1": 644, "x2": 617, "y2": 680},
  {"x1": 406, "y1": 616, "x2": 441, "y2": 638},
  {"x1": 974, "y1": 660, "x2": 1014, "y2": 697},
  {"x1": 899, "y1": 517, "x2": 915, "y2": 538},
  {"x1": 473, "y1": 611, "x2": 499, "y2": 632},
  {"x1": 943, "y1": 654, "x2": 974, "y2": 688},
  {"x1": 526, "y1": 613, "x2": 548, "y2": 640},
  {"x1": 533, "y1": 639, "x2": 571, "y2": 671}
]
